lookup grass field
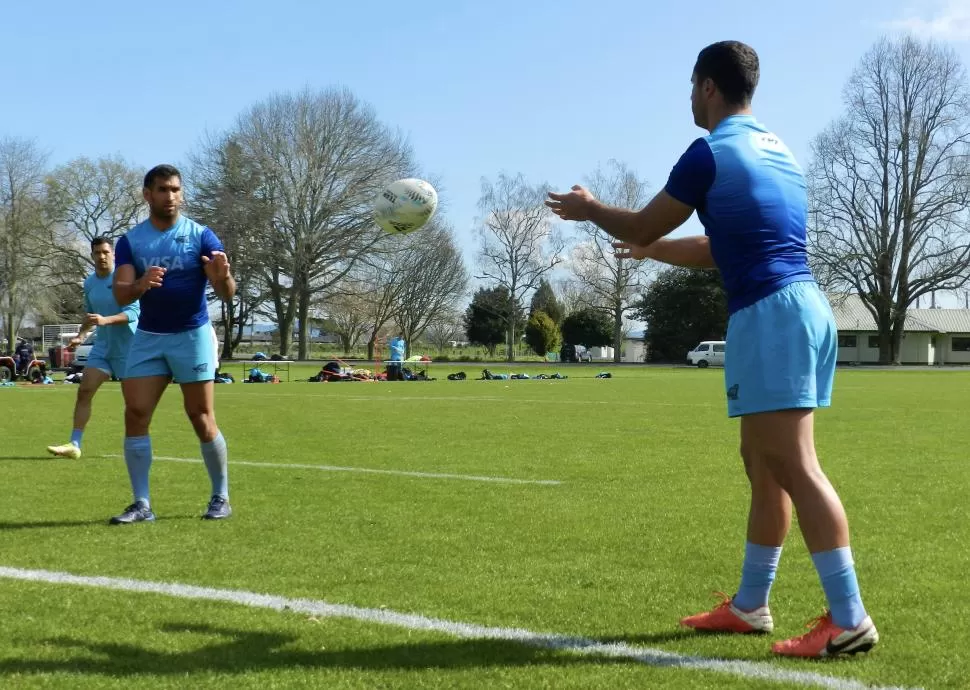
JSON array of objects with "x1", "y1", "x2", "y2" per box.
[{"x1": 0, "y1": 364, "x2": 965, "y2": 689}]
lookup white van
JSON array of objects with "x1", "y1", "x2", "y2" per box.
[{"x1": 687, "y1": 340, "x2": 726, "y2": 368}]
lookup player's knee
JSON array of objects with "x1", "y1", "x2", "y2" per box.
[
  {"x1": 124, "y1": 406, "x2": 152, "y2": 434},
  {"x1": 186, "y1": 408, "x2": 216, "y2": 435}
]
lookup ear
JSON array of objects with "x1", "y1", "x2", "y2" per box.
[{"x1": 142, "y1": 187, "x2": 151, "y2": 203}]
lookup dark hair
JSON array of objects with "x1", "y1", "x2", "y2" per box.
[
  {"x1": 90, "y1": 235, "x2": 112, "y2": 250},
  {"x1": 693, "y1": 41, "x2": 759, "y2": 106},
  {"x1": 143, "y1": 164, "x2": 181, "y2": 189}
]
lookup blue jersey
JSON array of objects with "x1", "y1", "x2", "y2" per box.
[
  {"x1": 664, "y1": 114, "x2": 813, "y2": 314},
  {"x1": 115, "y1": 216, "x2": 224, "y2": 333},
  {"x1": 83, "y1": 271, "x2": 138, "y2": 358}
]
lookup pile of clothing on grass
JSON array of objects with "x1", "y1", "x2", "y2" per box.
[
  {"x1": 244, "y1": 367, "x2": 280, "y2": 384},
  {"x1": 473, "y1": 369, "x2": 569, "y2": 381}
]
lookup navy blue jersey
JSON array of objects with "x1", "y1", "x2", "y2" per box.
[{"x1": 115, "y1": 216, "x2": 223, "y2": 333}]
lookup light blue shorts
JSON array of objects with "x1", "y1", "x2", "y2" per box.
[
  {"x1": 86, "y1": 347, "x2": 127, "y2": 379},
  {"x1": 724, "y1": 280, "x2": 836, "y2": 418},
  {"x1": 124, "y1": 325, "x2": 217, "y2": 383}
]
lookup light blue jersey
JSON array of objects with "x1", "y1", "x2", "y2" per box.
[
  {"x1": 83, "y1": 271, "x2": 138, "y2": 377},
  {"x1": 664, "y1": 115, "x2": 835, "y2": 417},
  {"x1": 665, "y1": 115, "x2": 813, "y2": 314},
  {"x1": 115, "y1": 215, "x2": 224, "y2": 334}
]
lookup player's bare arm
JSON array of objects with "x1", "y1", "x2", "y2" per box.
[
  {"x1": 546, "y1": 185, "x2": 695, "y2": 247},
  {"x1": 612, "y1": 237, "x2": 716, "y2": 268},
  {"x1": 69, "y1": 311, "x2": 132, "y2": 349},
  {"x1": 202, "y1": 250, "x2": 236, "y2": 301},
  {"x1": 113, "y1": 264, "x2": 165, "y2": 306}
]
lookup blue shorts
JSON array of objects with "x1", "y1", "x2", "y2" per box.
[
  {"x1": 124, "y1": 325, "x2": 217, "y2": 383},
  {"x1": 724, "y1": 280, "x2": 836, "y2": 418},
  {"x1": 86, "y1": 348, "x2": 127, "y2": 379}
]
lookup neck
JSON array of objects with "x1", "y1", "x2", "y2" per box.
[
  {"x1": 705, "y1": 105, "x2": 753, "y2": 133},
  {"x1": 95, "y1": 267, "x2": 112, "y2": 278},
  {"x1": 149, "y1": 213, "x2": 179, "y2": 231}
]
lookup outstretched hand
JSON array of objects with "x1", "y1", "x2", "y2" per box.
[{"x1": 545, "y1": 185, "x2": 598, "y2": 222}]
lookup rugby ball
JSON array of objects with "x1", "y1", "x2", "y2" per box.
[{"x1": 374, "y1": 178, "x2": 438, "y2": 234}]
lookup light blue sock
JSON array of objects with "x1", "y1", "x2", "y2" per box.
[
  {"x1": 201, "y1": 432, "x2": 229, "y2": 499},
  {"x1": 812, "y1": 546, "x2": 867, "y2": 629},
  {"x1": 70, "y1": 429, "x2": 83, "y2": 449},
  {"x1": 123, "y1": 435, "x2": 153, "y2": 506},
  {"x1": 733, "y1": 542, "x2": 783, "y2": 611}
]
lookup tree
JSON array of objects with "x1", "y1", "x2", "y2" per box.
[
  {"x1": 320, "y1": 283, "x2": 372, "y2": 356},
  {"x1": 391, "y1": 220, "x2": 469, "y2": 350},
  {"x1": 464, "y1": 286, "x2": 520, "y2": 357},
  {"x1": 570, "y1": 160, "x2": 651, "y2": 361},
  {"x1": 232, "y1": 87, "x2": 416, "y2": 359},
  {"x1": 424, "y1": 310, "x2": 464, "y2": 353},
  {"x1": 809, "y1": 36, "x2": 970, "y2": 364},
  {"x1": 188, "y1": 135, "x2": 272, "y2": 360},
  {"x1": 476, "y1": 173, "x2": 565, "y2": 360},
  {"x1": 555, "y1": 277, "x2": 597, "y2": 317},
  {"x1": 560, "y1": 307, "x2": 613, "y2": 349},
  {"x1": 0, "y1": 137, "x2": 48, "y2": 353},
  {"x1": 634, "y1": 267, "x2": 727, "y2": 362},
  {"x1": 524, "y1": 310, "x2": 561, "y2": 357},
  {"x1": 41, "y1": 156, "x2": 143, "y2": 289},
  {"x1": 529, "y1": 277, "x2": 564, "y2": 325}
]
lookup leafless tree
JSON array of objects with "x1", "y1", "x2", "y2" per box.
[
  {"x1": 232, "y1": 87, "x2": 416, "y2": 358},
  {"x1": 39, "y1": 156, "x2": 144, "y2": 289},
  {"x1": 476, "y1": 173, "x2": 564, "y2": 361},
  {"x1": 809, "y1": 36, "x2": 970, "y2": 364},
  {"x1": 571, "y1": 160, "x2": 651, "y2": 362},
  {"x1": 188, "y1": 134, "x2": 273, "y2": 359},
  {"x1": 391, "y1": 220, "x2": 468, "y2": 350},
  {"x1": 318, "y1": 272, "x2": 373, "y2": 355},
  {"x1": 0, "y1": 137, "x2": 49, "y2": 352},
  {"x1": 555, "y1": 277, "x2": 597, "y2": 316},
  {"x1": 424, "y1": 310, "x2": 465, "y2": 353}
]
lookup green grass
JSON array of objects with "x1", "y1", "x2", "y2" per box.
[{"x1": 0, "y1": 365, "x2": 965, "y2": 688}]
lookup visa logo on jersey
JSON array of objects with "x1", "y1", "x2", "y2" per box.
[{"x1": 139, "y1": 256, "x2": 186, "y2": 271}]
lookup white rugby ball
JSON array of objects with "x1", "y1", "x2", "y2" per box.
[{"x1": 374, "y1": 178, "x2": 438, "y2": 234}]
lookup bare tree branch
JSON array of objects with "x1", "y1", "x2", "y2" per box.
[
  {"x1": 808, "y1": 36, "x2": 970, "y2": 363},
  {"x1": 476, "y1": 172, "x2": 564, "y2": 361}
]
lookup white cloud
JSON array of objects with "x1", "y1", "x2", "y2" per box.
[{"x1": 884, "y1": 1, "x2": 970, "y2": 41}]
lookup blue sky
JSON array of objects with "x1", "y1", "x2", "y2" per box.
[{"x1": 4, "y1": 0, "x2": 970, "y2": 305}]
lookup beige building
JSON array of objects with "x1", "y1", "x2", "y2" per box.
[{"x1": 832, "y1": 294, "x2": 970, "y2": 365}]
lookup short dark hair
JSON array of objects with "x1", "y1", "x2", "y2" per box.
[
  {"x1": 143, "y1": 164, "x2": 181, "y2": 189},
  {"x1": 90, "y1": 235, "x2": 112, "y2": 250},
  {"x1": 693, "y1": 41, "x2": 759, "y2": 106}
]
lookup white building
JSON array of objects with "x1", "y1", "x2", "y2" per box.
[
  {"x1": 832, "y1": 294, "x2": 970, "y2": 365},
  {"x1": 621, "y1": 331, "x2": 647, "y2": 363}
]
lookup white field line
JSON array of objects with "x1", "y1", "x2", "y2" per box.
[
  {"x1": 0, "y1": 566, "x2": 913, "y2": 690},
  {"x1": 99, "y1": 454, "x2": 561, "y2": 486},
  {"x1": 18, "y1": 383, "x2": 937, "y2": 414}
]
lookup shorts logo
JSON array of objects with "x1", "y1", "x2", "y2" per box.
[
  {"x1": 192, "y1": 363, "x2": 209, "y2": 373},
  {"x1": 726, "y1": 384, "x2": 739, "y2": 400}
]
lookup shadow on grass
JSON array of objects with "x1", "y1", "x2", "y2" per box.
[
  {"x1": 0, "y1": 515, "x2": 200, "y2": 531},
  {"x1": 0, "y1": 455, "x2": 67, "y2": 461},
  {"x1": 0, "y1": 622, "x2": 641, "y2": 676}
]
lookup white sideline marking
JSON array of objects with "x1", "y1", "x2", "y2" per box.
[
  {"x1": 0, "y1": 566, "x2": 911, "y2": 690},
  {"x1": 100, "y1": 455, "x2": 560, "y2": 486}
]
